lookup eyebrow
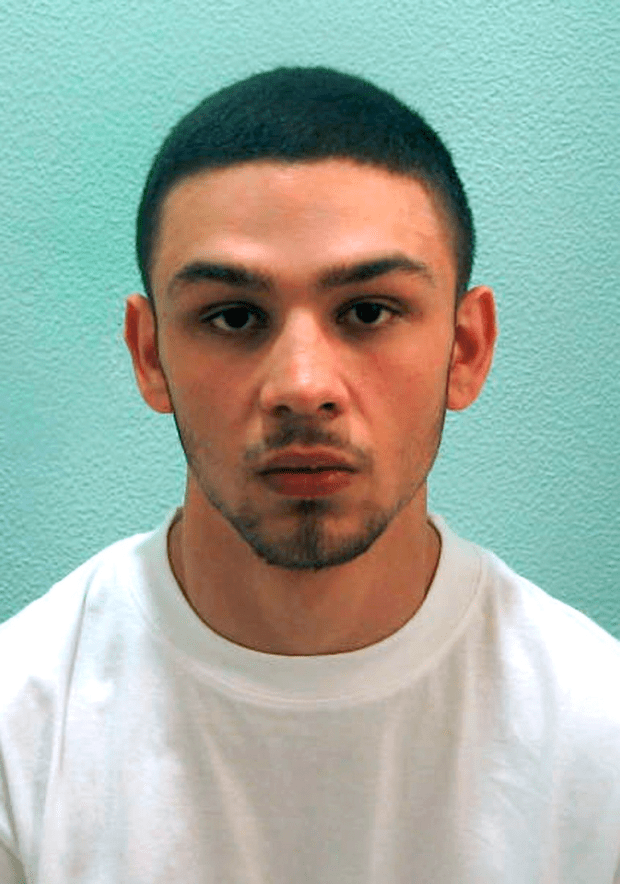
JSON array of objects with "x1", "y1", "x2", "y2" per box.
[{"x1": 167, "y1": 253, "x2": 434, "y2": 298}]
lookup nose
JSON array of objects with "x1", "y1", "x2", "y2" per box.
[{"x1": 258, "y1": 310, "x2": 348, "y2": 419}]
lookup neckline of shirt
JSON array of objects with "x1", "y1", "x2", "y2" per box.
[{"x1": 127, "y1": 510, "x2": 484, "y2": 706}]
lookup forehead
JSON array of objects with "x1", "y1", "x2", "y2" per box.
[{"x1": 152, "y1": 159, "x2": 456, "y2": 294}]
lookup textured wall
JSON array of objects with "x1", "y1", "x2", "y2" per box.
[{"x1": 2, "y1": 0, "x2": 619, "y2": 636}]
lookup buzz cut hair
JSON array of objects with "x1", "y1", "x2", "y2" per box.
[{"x1": 136, "y1": 66, "x2": 475, "y2": 301}]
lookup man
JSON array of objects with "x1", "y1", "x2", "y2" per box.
[{"x1": 1, "y1": 67, "x2": 619, "y2": 883}]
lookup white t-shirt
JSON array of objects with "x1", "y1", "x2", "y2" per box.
[{"x1": 1, "y1": 513, "x2": 619, "y2": 883}]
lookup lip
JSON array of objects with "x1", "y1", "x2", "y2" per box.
[
  {"x1": 260, "y1": 467, "x2": 356, "y2": 497},
  {"x1": 258, "y1": 448, "x2": 357, "y2": 475}
]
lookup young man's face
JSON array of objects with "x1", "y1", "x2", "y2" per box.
[{"x1": 129, "y1": 159, "x2": 489, "y2": 570}]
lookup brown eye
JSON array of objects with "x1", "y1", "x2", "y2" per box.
[
  {"x1": 353, "y1": 303, "x2": 383, "y2": 323},
  {"x1": 343, "y1": 301, "x2": 399, "y2": 328},
  {"x1": 204, "y1": 305, "x2": 267, "y2": 333}
]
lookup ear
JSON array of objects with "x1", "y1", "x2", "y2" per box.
[
  {"x1": 124, "y1": 294, "x2": 173, "y2": 414},
  {"x1": 447, "y1": 285, "x2": 497, "y2": 411}
]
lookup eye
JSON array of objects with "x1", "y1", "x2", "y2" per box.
[
  {"x1": 201, "y1": 299, "x2": 402, "y2": 336},
  {"x1": 341, "y1": 300, "x2": 400, "y2": 328},
  {"x1": 202, "y1": 304, "x2": 267, "y2": 334}
]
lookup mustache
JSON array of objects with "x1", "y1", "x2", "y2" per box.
[
  {"x1": 265, "y1": 423, "x2": 345, "y2": 449},
  {"x1": 244, "y1": 421, "x2": 372, "y2": 471}
]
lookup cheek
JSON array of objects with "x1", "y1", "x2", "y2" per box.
[
  {"x1": 164, "y1": 363, "x2": 222, "y2": 425},
  {"x1": 366, "y1": 341, "x2": 451, "y2": 411},
  {"x1": 169, "y1": 363, "x2": 255, "y2": 453}
]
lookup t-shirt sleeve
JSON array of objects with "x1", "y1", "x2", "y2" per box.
[
  {"x1": 0, "y1": 776, "x2": 24, "y2": 883},
  {"x1": 0, "y1": 839, "x2": 25, "y2": 884},
  {"x1": 0, "y1": 759, "x2": 24, "y2": 884}
]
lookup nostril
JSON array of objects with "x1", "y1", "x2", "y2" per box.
[{"x1": 273, "y1": 404, "x2": 293, "y2": 418}]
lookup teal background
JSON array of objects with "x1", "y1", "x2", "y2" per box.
[{"x1": 1, "y1": 1, "x2": 618, "y2": 636}]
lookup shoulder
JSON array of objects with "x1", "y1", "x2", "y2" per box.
[
  {"x1": 469, "y1": 537, "x2": 620, "y2": 740},
  {"x1": 481, "y1": 543, "x2": 620, "y2": 672},
  {"x1": 434, "y1": 516, "x2": 620, "y2": 728},
  {"x1": 0, "y1": 522, "x2": 171, "y2": 862},
  {"x1": 0, "y1": 527, "x2": 157, "y2": 713},
  {"x1": 434, "y1": 519, "x2": 620, "y2": 820},
  {"x1": 434, "y1": 515, "x2": 619, "y2": 659}
]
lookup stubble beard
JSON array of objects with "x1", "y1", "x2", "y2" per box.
[{"x1": 169, "y1": 402, "x2": 447, "y2": 573}]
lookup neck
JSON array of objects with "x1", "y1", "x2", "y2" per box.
[{"x1": 167, "y1": 486, "x2": 440, "y2": 656}]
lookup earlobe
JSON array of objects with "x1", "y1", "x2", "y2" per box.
[
  {"x1": 124, "y1": 294, "x2": 173, "y2": 414},
  {"x1": 447, "y1": 285, "x2": 497, "y2": 411}
]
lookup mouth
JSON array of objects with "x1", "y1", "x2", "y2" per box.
[
  {"x1": 258, "y1": 449, "x2": 357, "y2": 475},
  {"x1": 258, "y1": 465, "x2": 355, "y2": 498},
  {"x1": 263, "y1": 466, "x2": 352, "y2": 474},
  {"x1": 256, "y1": 448, "x2": 358, "y2": 497}
]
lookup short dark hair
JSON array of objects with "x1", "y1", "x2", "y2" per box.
[{"x1": 136, "y1": 66, "x2": 475, "y2": 300}]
